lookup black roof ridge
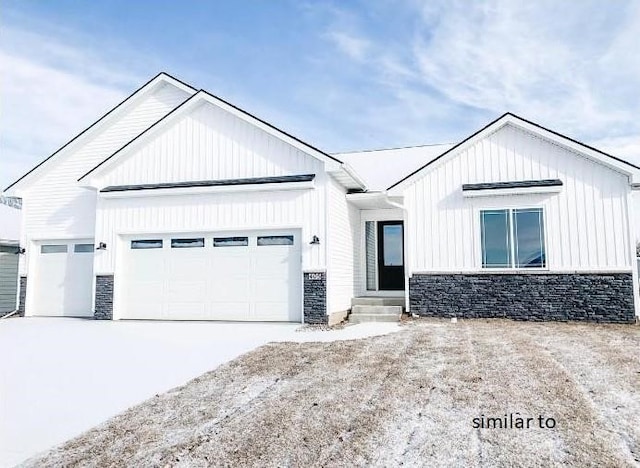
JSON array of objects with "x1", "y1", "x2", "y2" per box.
[
  {"x1": 333, "y1": 142, "x2": 454, "y2": 155},
  {"x1": 387, "y1": 112, "x2": 640, "y2": 190},
  {"x1": 5, "y1": 72, "x2": 197, "y2": 192},
  {"x1": 77, "y1": 90, "x2": 200, "y2": 182},
  {"x1": 198, "y1": 89, "x2": 342, "y2": 164}
]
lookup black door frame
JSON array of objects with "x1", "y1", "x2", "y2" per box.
[{"x1": 376, "y1": 220, "x2": 405, "y2": 291}]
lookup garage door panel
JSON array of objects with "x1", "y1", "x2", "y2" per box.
[
  {"x1": 31, "y1": 240, "x2": 94, "y2": 317},
  {"x1": 167, "y1": 256, "x2": 207, "y2": 272},
  {"x1": 164, "y1": 302, "x2": 207, "y2": 319},
  {"x1": 125, "y1": 282, "x2": 164, "y2": 310},
  {"x1": 130, "y1": 254, "x2": 165, "y2": 276},
  {"x1": 166, "y1": 280, "x2": 207, "y2": 302},
  {"x1": 120, "y1": 231, "x2": 302, "y2": 322},
  {"x1": 210, "y1": 255, "x2": 251, "y2": 274},
  {"x1": 209, "y1": 278, "x2": 250, "y2": 301},
  {"x1": 206, "y1": 303, "x2": 252, "y2": 320},
  {"x1": 254, "y1": 277, "x2": 290, "y2": 301}
]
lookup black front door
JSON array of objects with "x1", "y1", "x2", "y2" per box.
[{"x1": 377, "y1": 221, "x2": 404, "y2": 290}]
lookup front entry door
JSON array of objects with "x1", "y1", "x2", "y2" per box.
[{"x1": 377, "y1": 221, "x2": 404, "y2": 290}]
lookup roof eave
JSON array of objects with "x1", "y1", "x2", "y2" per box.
[
  {"x1": 387, "y1": 112, "x2": 640, "y2": 193},
  {"x1": 4, "y1": 72, "x2": 197, "y2": 194}
]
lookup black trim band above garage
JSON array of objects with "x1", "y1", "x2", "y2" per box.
[
  {"x1": 100, "y1": 174, "x2": 316, "y2": 192},
  {"x1": 462, "y1": 179, "x2": 563, "y2": 191}
]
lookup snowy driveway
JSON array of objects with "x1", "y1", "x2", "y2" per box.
[{"x1": 0, "y1": 317, "x2": 398, "y2": 467}]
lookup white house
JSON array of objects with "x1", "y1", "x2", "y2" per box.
[{"x1": 4, "y1": 73, "x2": 639, "y2": 324}]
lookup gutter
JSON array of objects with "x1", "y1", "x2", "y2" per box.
[{"x1": 341, "y1": 163, "x2": 368, "y2": 191}]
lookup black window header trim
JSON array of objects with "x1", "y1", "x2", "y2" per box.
[{"x1": 462, "y1": 179, "x2": 563, "y2": 191}]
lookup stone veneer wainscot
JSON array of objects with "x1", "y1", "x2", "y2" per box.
[{"x1": 409, "y1": 272, "x2": 635, "y2": 323}]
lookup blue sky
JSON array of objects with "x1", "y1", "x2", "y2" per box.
[{"x1": 2, "y1": 0, "x2": 640, "y2": 189}]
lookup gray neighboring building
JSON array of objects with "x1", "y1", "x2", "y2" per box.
[
  {"x1": 0, "y1": 241, "x2": 19, "y2": 316},
  {"x1": 0, "y1": 201, "x2": 21, "y2": 317}
]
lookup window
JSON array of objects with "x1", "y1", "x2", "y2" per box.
[
  {"x1": 74, "y1": 243, "x2": 94, "y2": 253},
  {"x1": 481, "y1": 208, "x2": 545, "y2": 268},
  {"x1": 382, "y1": 224, "x2": 403, "y2": 266},
  {"x1": 41, "y1": 244, "x2": 67, "y2": 254},
  {"x1": 131, "y1": 239, "x2": 163, "y2": 249},
  {"x1": 213, "y1": 237, "x2": 248, "y2": 247},
  {"x1": 171, "y1": 238, "x2": 204, "y2": 248},
  {"x1": 257, "y1": 235, "x2": 294, "y2": 246}
]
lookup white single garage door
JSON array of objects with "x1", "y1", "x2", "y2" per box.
[
  {"x1": 119, "y1": 231, "x2": 302, "y2": 322},
  {"x1": 31, "y1": 240, "x2": 95, "y2": 317}
]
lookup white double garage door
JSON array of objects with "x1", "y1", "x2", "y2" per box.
[{"x1": 118, "y1": 230, "x2": 302, "y2": 322}]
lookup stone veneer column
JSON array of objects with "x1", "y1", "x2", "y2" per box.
[
  {"x1": 409, "y1": 273, "x2": 636, "y2": 323},
  {"x1": 94, "y1": 275, "x2": 114, "y2": 320},
  {"x1": 16, "y1": 276, "x2": 27, "y2": 317},
  {"x1": 303, "y1": 271, "x2": 327, "y2": 324}
]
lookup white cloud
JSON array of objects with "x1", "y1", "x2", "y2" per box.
[
  {"x1": 0, "y1": 25, "x2": 143, "y2": 190},
  {"x1": 325, "y1": 30, "x2": 371, "y2": 61},
  {"x1": 410, "y1": 1, "x2": 640, "y2": 133},
  {"x1": 316, "y1": 0, "x2": 640, "y2": 152},
  {"x1": 592, "y1": 134, "x2": 640, "y2": 166}
]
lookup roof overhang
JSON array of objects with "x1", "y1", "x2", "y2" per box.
[
  {"x1": 387, "y1": 113, "x2": 640, "y2": 194},
  {"x1": 78, "y1": 90, "x2": 345, "y2": 188},
  {"x1": 346, "y1": 192, "x2": 404, "y2": 210},
  {"x1": 4, "y1": 72, "x2": 196, "y2": 197}
]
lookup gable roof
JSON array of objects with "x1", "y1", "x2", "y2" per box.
[
  {"x1": 78, "y1": 89, "x2": 346, "y2": 185},
  {"x1": 4, "y1": 72, "x2": 196, "y2": 193},
  {"x1": 387, "y1": 112, "x2": 640, "y2": 192}
]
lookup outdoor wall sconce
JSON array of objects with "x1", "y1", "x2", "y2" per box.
[
  {"x1": 96, "y1": 242, "x2": 107, "y2": 250},
  {"x1": 310, "y1": 235, "x2": 320, "y2": 245},
  {"x1": 15, "y1": 247, "x2": 25, "y2": 255}
]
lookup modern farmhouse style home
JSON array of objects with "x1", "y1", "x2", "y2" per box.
[{"x1": 5, "y1": 73, "x2": 639, "y2": 324}]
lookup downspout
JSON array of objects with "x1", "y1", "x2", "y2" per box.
[
  {"x1": 382, "y1": 192, "x2": 411, "y2": 313},
  {"x1": 626, "y1": 183, "x2": 640, "y2": 321},
  {"x1": 0, "y1": 310, "x2": 19, "y2": 320}
]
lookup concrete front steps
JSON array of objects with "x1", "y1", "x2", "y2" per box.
[{"x1": 348, "y1": 297, "x2": 404, "y2": 323}]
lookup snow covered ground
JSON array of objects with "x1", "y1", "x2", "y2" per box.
[
  {"x1": 0, "y1": 317, "x2": 399, "y2": 467},
  {"x1": 23, "y1": 319, "x2": 640, "y2": 468}
]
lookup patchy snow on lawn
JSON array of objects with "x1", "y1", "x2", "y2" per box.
[
  {"x1": 0, "y1": 317, "x2": 399, "y2": 467},
  {"x1": 21, "y1": 319, "x2": 640, "y2": 468}
]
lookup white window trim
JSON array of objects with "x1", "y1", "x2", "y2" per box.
[{"x1": 477, "y1": 206, "x2": 549, "y2": 271}]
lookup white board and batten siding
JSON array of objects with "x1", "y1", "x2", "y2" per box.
[
  {"x1": 95, "y1": 102, "x2": 324, "y2": 187},
  {"x1": 90, "y1": 99, "x2": 333, "y2": 321},
  {"x1": 95, "y1": 188, "x2": 326, "y2": 275},
  {"x1": 403, "y1": 124, "x2": 633, "y2": 274},
  {"x1": 326, "y1": 176, "x2": 359, "y2": 315},
  {"x1": 19, "y1": 83, "x2": 191, "y2": 277},
  {"x1": 93, "y1": 100, "x2": 329, "y2": 276}
]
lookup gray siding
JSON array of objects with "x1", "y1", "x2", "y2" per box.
[{"x1": 0, "y1": 251, "x2": 19, "y2": 315}]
